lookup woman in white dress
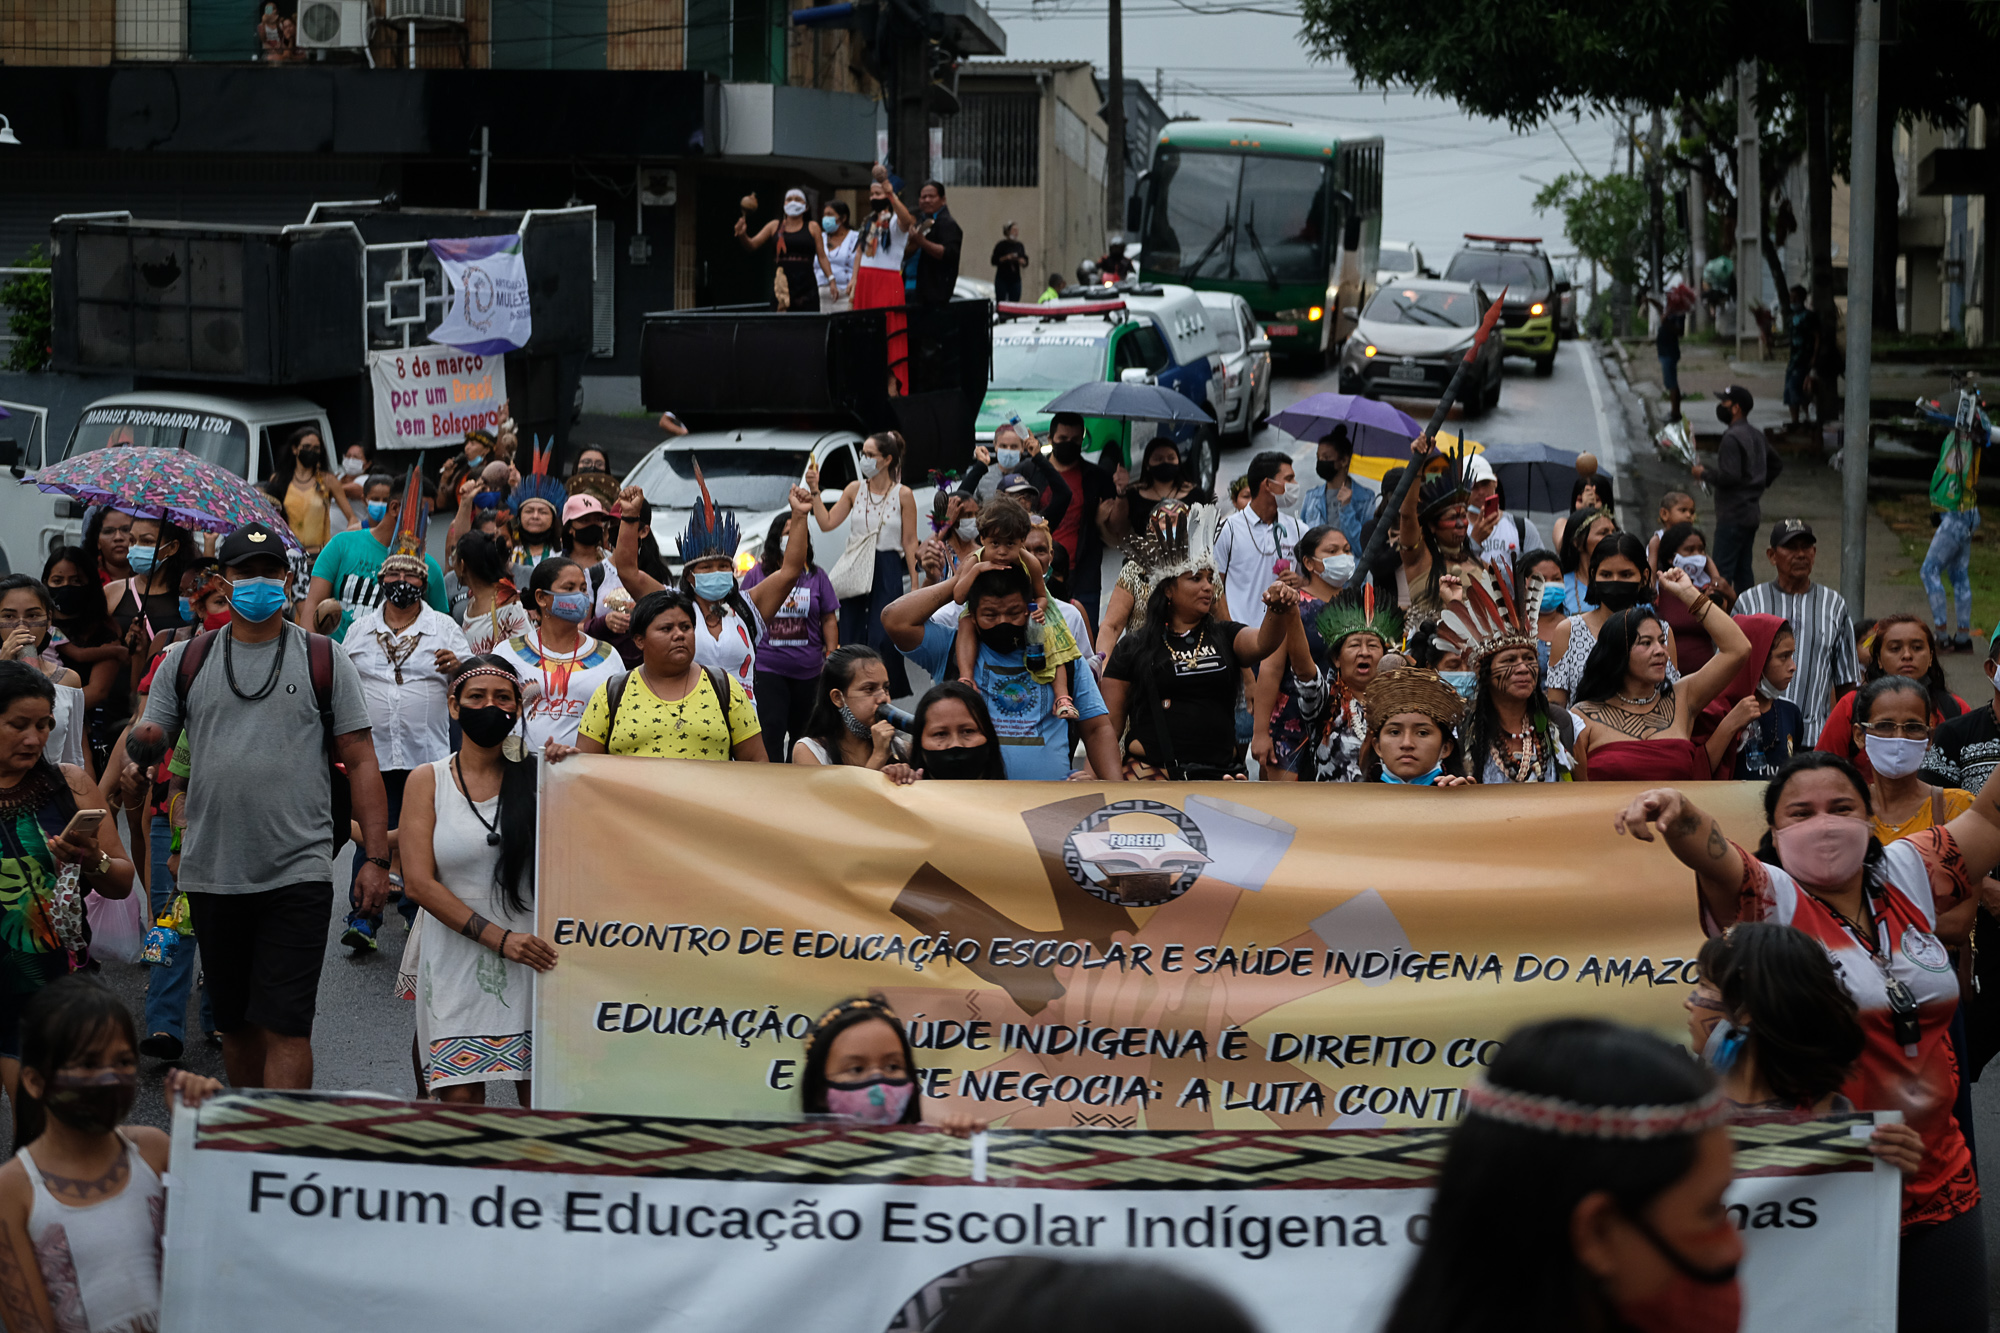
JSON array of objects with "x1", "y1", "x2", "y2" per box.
[{"x1": 398, "y1": 655, "x2": 559, "y2": 1104}]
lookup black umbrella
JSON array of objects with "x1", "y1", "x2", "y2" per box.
[
  {"x1": 1475, "y1": 441, "x2": 1583, "y2": 512},
  {"x1": 1040, "y1": 380, "x2": 1211, "y2": 423}
]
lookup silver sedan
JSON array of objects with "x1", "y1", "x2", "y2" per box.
[{"x1": 1336, "y1": 278, "x2": 1504, "y2": 417}]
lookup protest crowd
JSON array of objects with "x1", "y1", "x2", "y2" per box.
[{"x1": 2, "y1": 382, "x2": 2000, "y2": 1333}]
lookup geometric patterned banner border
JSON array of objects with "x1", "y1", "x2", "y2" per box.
[{"x1": 193, "y1": 1093, "x2": 1877, "y2": 1192}]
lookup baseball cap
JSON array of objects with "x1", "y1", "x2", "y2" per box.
[
  {"x1": 1768, "y1": 518, "x2": 1815, "y2": 548},
  {"x1": 1463, "y1": 454, "x2": 1496, "y2": 487},
  {"x1": 999, "y1": 473, "x2": 1038, "y2": 495},
  {"x1": 562, "y1": 494, "x2": 607, "y2": 524},
  {"x1": 1719, "y1": 384, "x2": 1755, "y2": 412},
  {"x1": 217, "y1": 522, "x2": 285, "y2": 567}
]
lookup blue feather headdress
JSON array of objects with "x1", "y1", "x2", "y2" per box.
[
  {"x1": 508, "y1": 436, "x2": 567, "y2": 517},
  {"x1": 677, "y1": 455, "x2": 740, "y2": 563}
]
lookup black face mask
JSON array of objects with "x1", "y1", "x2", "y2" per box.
[
  {"x1": 1316, "y1": 458, "x2": 1347, "y2": 482},
  {"x1": 459, "y1": 705, "x2": 518, "y2": 749},
  {"x1": 575, "y1": 460, "x2": 606, "y2": 474},
  {"x1": 382, "y1": 581, "x2": 424, "y2": 609},
  {"x1": 572, "y1": 524, "x2": 604, "y2": 548},
  {"x1": 1143, "y1": 463, "x2": 1180, "y2": 487},
  {"x1": 1050, "y1": 436, "x2": 1083, "y2": 464},
  {"x1": 47, "y1": 585, "x2": 93, "y2": 619},
  {"x1": 1714, "y1": 402, "x2": 1735, "y2": 425},
  {"x1": 42, "y1": 1070, "x2": 137, "y2": 1135},
  {"x1": 923, "y1": 742, "x2": 992, "y2": 780},
  {"x1": 975, "y1": 621, "x2": 1027, "y2": 654},
  {"x1": 298, "y1": 450, "x2": 324, "y2": 470},
  {"x1": 1588, "y1": 580, "x2": 1646, "y2": 611}
]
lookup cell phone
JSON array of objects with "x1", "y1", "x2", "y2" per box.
[
  {"x1": 61, "y1": 809, "x2": 106, "y2": 841},
  {"x1": 1482, "y1": 495, "x2": 1501, "y2": 517}
]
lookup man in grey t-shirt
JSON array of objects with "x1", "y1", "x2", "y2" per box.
[{"x1": 144, "y1": 522, "x2": 391, "y2": 1091}]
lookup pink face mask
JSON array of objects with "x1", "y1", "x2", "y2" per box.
[
  {"x1": 825, "y1": 1077, "x2": 914, "y2": 1125},
  {"x1": 1771, "y1": 812, "x2": 1872, "y2": 889}
]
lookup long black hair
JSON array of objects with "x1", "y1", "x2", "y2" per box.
[
  {"x1": 800, "y1": 994, "x2": 921, "y2": 1122},
  {"x1": 40, "y1": 548, "x2": 115, "y2": 644},
  {"x1": 909, "y1": 681, "x2": 1007, "y2": 779},
  {"x1": 1654, "y1": 520, "x2": 1705, "y2": 571},
  {"x1": 800, "y1": 645, "x2": 886, "y2": 765},
  {"x1": 1583, "y1": 530, "x2": 1651, "y2": 603},
  {"x1": 1558, "y1": 507, "x2": 1613, "y2": 575},
  {"x1": 13, "y1": 975, "x2": 137, "y2": 1151},
  {"x1": 454, "y1": 531, "x2": 512, "y2": 590},
  {"x1": 1569, "y1": 471, "x2": 1615, "y2": 511},
  {"x1": 1572, "y1": 607, "x2": 1671, "y2": 706},
  {"x1": 931, "y1": 1258, "x2": 1257, "y2": 1333},
  {"x1": 262, "y1": 423, "x2": 328, "y2": 500},
  {"x1": 129, "y1": 515, "x2": 198, "y2": 594},
  {"x1": 1382, "y1": 1019, "x2": 1716, "y2": 1333},
  {"x1": 449, "y1": 653, "x2": 537, "y2": 917},
  {"x1": 759, "y1": 511, "x2": 816, "y2": 575},
  {"x1": 1862, "y1": 613, "x2": 1961, "y2": 720},
  {"x1": 1467, "y1": 645, "x2": 1560, "y2": 781},
  {"x1": 1514, "y1": 547, "x2": 1561, "y2": 608},
  {"x1": 80, "y1": 507, "x2": 122, "y2": 580},
  {"x1": 1698, "y1": 922, "x2": 1863, "y2": 1109}
]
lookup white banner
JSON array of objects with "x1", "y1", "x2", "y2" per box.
[
  {"x1": 428, "y1": 233, "x2": 534, "y2": 355},
  {"x1": 161, "y1": 1094, "x2": 1898, "y2": 1332},
  {"x1": 368, "y1": 345, "x2": 507, "y2": 452}
]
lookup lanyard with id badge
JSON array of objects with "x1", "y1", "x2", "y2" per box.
[{"x1": 1832, "y1": 885, "x2": 1925, "y2": 1056}]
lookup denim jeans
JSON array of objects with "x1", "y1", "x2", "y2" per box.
[
  {"x1": 143, "y1": 814, "x2": 213, "y2": 1043},
  {"x1": 1922, "y1": 508, "x2": 1980, "y2": 633}
]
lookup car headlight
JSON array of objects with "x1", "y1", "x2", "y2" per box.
[
  {"x1": 1363, "y1": 345, "x2": 1378, "y2": 357},
  {"x1": 1308, "y1": 306, "x2": 1323, "y2": 321},
  {"x1": 1530, "y1": 302, "x2": 1545, "y2": 317},
  {"x1": 734, "y1": 549, "x2": 757, "y2": 575}
]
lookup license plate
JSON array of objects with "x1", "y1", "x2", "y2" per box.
[
  {"x1": 1266, "y1": 324, "x2": 1298, "y2": 338},
  {"x1": 1384, "y1": 366, "x2": 1427, "y2": 382}
]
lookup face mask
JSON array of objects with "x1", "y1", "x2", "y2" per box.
[
  {"x1": 298, "y1": 450, "x2": 324, "y2": 469},
  {"x1": 823, "y1": 214, "x2": 841, "y2": 232},
  {"x1": 229, "y1": 576, "x2": 287, "y2": 623},
  {"x1": 458, "y1": 705, "x2": 518, "y2": 749},
  {"x1": 1144, "y1": 463, "x2": 1180, "y2": 486},
  {"x1": 1862, "y1": 732, "x2": 1930, "y2": 780},
  {"x1": 1440, "y1": 670, "x2": 1477, "y2": 700},
  {"x1": 1322, "y1": 553, "x2": 1357, "y2": 585},
  {"x1": 47, "y1": 585, "x2": 94, "y2": 619},
  {"x1": 824, "y1": 1076, "x2": 914, "y2": 1124},
  {"x1": 1380, "y1": 762, "x2": 1444, "y2": 786},
  {"x1": 548, "y1": 590, "x2": 592, "y2": 623},
  {"x1": 1613, "y1": 1218, "x2": 1742, "y2": 1333},
  {"x1": 202, "y1": 609, "x2": 232, "y2": 633},
  {"x1": 955, "y1": 519, "x2": 979, "y2": 542},
  {"x1": 127, "y1": 544, "x2": 159, "y2": 574},
  {"x1": 1316, "y1": 457, "x2": 1346, "y2": 482},
  {"x1": 571, "y1": 524, "x2": 605, "y2": 548},
  {"x1": 1274, "y1": 480, "x2": 1302, "y2": 512},
  {"x1": 975, "y1": 621, "x2": 1026, "y2": 654},
  {"x1": 996, "y1": 447, "x2": 1022, "y2": 469},
  {"x1": 366, "y1": 501, "x2": 389, "y2": 523},
  {"x1": 858, "y1": 456, "x2": 881, "y2": 480},
  {"x1": 177, "y1": 596, "x2": 193, "y2": 624},
  {"x1": 923, "y1": 742, "x2": 993, "y2": 780},
  {"x1": 784, "y1": 199, "x2": 808, "y2": 217},
  {"x1": 1051, "y1": 436, "x2": 1083, "y2": 464},
  {"x1": 692, "y1": 570, "x2": 737, "y2": 603},
  {"x1": 1540, "y1": 584, "x2": 1568, "y2": 613},
  {"x1": 1714, "y1": 402, "x2": 1735, "y2": 425},
  {"x1": 575, "y1": 460, "x2": 607, "y2": 474},
  {"x1": 341, "y1": 456, "x2": 366, "y2": 476},
  {"x1": 1671, "y1": 553, "x2": 1711, "y2": 587},
  {"x1": 1589, "y1": 580, "x2": 1645, "y2": 611},
  {"x1": 41, "y1": 1069, "x2": 138, "y2": 1135},
  {"x1": 838, "y1": 701, "x2": 872, "y2": 738},
  {"x1": 382, "y1": 581, "x2": 424, "y2": 609},
  {"x1": 1771, "y1": 812, "x2": 1872, "y2": 889}
]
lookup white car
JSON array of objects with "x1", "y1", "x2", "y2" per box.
[
  {"x1": 622, "y1": 427, "x2": 938, "y2": 574},
  {"x1": 1195, "y1": 291, "x2": 1273, "y2": 446},
  {"x1": 1376, "y1": 240, "x2": 1427, "y2": 287}
]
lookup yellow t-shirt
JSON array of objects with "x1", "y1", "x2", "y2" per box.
[
  {"x1": 284, "y1": 474, "x2": 333, "y2": 549},
  {"x1": 1873, "y1": 786, "x2": 1976, "y2": 845},
  {"x1": 578, "y1": 668, "x2": 760, "y2": 760}
]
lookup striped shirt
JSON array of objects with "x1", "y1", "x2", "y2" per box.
[{"x1": 1732, "y1": 579, "x2": 1859, "y2": 738}]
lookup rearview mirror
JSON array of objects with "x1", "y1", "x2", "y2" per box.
[
  {"x1": 1555, "y1": 279, "x2": 1573, "y2": 294},
  {"x1": 1340, "y1": 306, "x2": 1358, "y2": 321},
  {"x1": 1248, "y1": 338, "x2": 1272, "y2": 354}
]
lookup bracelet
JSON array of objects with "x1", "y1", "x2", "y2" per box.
[
  {"x1": 497, "y1": 930, "x2": 511, "y2": 956},
  {"x1": 460, "y1": 911, "x2": 493, "y2": 942},
  {"x1": 363, "y1": 855, "x2": 391, "y2": 870}
]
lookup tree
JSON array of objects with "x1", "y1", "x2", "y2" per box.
[
  {"x1": 1, "y1": 246, "x2": 50, "y2": 374},
  {"x1": 1533, "y1": 173, "x2": 1651, "y2": 288}
]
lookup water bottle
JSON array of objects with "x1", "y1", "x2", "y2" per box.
[{"x1": 1024, "y1": 613, "x2": 1047, "y2": 674}]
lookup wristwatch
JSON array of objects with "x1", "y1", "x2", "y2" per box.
[{"x1": 91, "y1": 850, "x2": 111, "y2": 877}]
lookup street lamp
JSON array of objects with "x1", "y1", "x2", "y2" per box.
[{"x1": 0, "y1": 116, "x2": 18, "y2": 146}]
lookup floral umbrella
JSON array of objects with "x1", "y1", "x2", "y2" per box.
[{"x1": 32, "y1": 446, "x2": 301, "y2": 550}]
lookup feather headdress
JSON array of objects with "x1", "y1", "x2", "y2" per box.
[
  {"x1": 508, "y1": 436, "x2": 567, "y2": 517},
  {"x1": 1317, "y1": 576, "x2": 1404, "y2": 652},
  {"x1": 1432, "y1": 563, "x2": 1544, "y2": 672},
  {"x1": 389, "y1": 463, "x2": 428, "y2": 560},
  {"x1": 676, "y1": 455, "x2": 740, "y2": 564},
  {"x1": 1120, "y1": 501, "x2": 1220, "y2": 587}
]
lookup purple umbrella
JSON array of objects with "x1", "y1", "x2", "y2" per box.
[
  {"x1": 1267, "y1": 393, "x2": 1424, "y2": 461},
  {"x1": 34, "y1": 447, "x2": 302, "y2": 550}
]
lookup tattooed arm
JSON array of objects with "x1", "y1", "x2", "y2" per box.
[
  {"x1": 0, "y1": 1163, "x2": 56, "y2": 1333},
  {"x1": 1612, "y1": 787, "x2": 1746, "y2": 927}
]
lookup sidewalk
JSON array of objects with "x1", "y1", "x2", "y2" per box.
[{"x1": 1608, "y1": 337, "x2": 1992, "y2": 703}]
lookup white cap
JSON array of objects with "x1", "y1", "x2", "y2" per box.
[{"x1": 1463, "y1": 454, "x2": 1496, "y2": 487}]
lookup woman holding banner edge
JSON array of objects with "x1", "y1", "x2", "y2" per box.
[{"x1": 1616, "y1": 750, "x2": 2000, "y2": 1332}]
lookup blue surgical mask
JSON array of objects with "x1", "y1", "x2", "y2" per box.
[
  {"x1": 692, "y1": 570, "x2": 737, "y2": 603},
  {"x1": 996, "y1": 448, "x2": 1022, "y2": 469},
  {"x1": 822, "y1": 215, "x2": 841, "y2": 233},
  {"x1": 127, "y1": 544, "x2": 158, "y2": 574},
  {"x1": 229, "y1": 576, "x2": 287, "y2": 623},
  {"x1": 1539, "y1": 584, "x2": 1566, "y2": 613},
  {"x1": 548, "y1": 590, "x2": 592, "y2": 623},
  {"x1": 1380, "y1": 763, "x2": 1444, "y2": 786},
  {"x1": 1440, "y1": 671, "x2": 1477, "y2": 700},
  {"x1": 366, "y1": 501, "x2": 389, "y2": 523},
  {"x1": 177, "y1": 597, "x2": 193, "y2": 623}
]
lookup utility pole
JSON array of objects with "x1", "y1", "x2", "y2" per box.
[
  {"x1": 1841, "y1": 0, "x2": 1882, "y2": 619},
  {"x1": 1737, "y1": 62, "x2": 1761, "y2": 357},
  {"x1": 1648, "y1": 108, "x2": 1665, "y2": 311},
  {"x1": 1105, "y1": 0, "x2": 1126, "y2": 245},
  {"x1": 1688, "y1": 105, "x2": 1707, "y2": 334}
]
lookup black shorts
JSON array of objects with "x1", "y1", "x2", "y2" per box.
[{"x1": 187, "y1": 882, "x2": 332, "y2": 1039}]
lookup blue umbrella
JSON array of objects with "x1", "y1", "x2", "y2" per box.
[
  {"x1": 1040, "y1": 380, "x2": 1210, "y2": 423},
  {"x1": 1267, "y1": 392, "x2": 1422, "y2": 460},
  {"x1": 1474, "y1": 441, "x2": 1582, "y2": 512}
]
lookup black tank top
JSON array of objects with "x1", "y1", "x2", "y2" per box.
[{"x1": 775, "y1": 224, "x2": 821, "y2": 312}]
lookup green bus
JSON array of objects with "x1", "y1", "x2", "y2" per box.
[{"x1": 1134, "y1": 119, "x2": 1383, "y2": 364}]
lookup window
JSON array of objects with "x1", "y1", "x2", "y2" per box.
[
  {"x1": 686, "y1": 0, "x2": 784, "y2": 82},
  {"x1": 816, "y1": 445, "x2": 857, "y2": 493},
  {"x1": 941, "y1": 94, "x2": 1039, "y2": 189},
  {"x1": 1237, "y1": 156, "x2": 1329, "y2": 284},
  {"x1": 991, "y1": 334, "x2": 1111, "y2": 390},
  {"x1": 1116, "y1": 326, "x2": 1169, "y2": 375},
  {"x1": 491, "y1": 0, "x2": 608, "y2": 70},
  {"x1": 1143, "y1": 150, "x2": 1240, "y2": 281},
  {"x1": 1363, "y1": 287, "x2": 1482, "y2": 329},
  {"x1": 1143, "y1": 148, "x2": 1330, "y2": 284},
  {"x1": 1445, "y1": 251, "x2": 1552, "y2": 290},
  {"x1": 67, "y1": 407, "x2": 249, "y2": 479}
]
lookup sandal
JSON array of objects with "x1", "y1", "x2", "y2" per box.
[{"x1": 1055, "y1": 694, "x2": 1079, "y2": 720}]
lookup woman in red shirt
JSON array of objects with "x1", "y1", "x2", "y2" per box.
[{"x1": 1616, "y1": 751, "x2": 2000, "y2": 1333}]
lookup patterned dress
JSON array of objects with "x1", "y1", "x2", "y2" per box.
[{"x1": 0, "y1": 767, "x2": 80, "y2": 999}]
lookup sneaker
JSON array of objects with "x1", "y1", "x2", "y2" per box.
[
  {"x1": 138, "y1": 1032, "x2": 184, "y2": 1062},
  {"x1": 341, "y1": 915, "x2": 379, "y2": 955},
  {"x1": 1951, "y1": 636, "x2": 1976, "y2": 654}
]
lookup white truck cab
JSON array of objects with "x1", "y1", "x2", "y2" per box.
[{"x1": 0, "y1": 390, "x2": 332, "y2": 576}]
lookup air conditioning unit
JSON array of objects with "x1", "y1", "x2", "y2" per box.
[
  {"x1": 385, "y1": 0, "x2": 466, "y2": 22},
  {"x1": 295, "y1": 0, "x2": 370, "y2": 48}
]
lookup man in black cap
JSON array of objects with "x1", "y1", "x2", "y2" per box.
[
  {"x1": 142, "y1": 521, "x2": 391, "y2": 1091},
  {"x1": 1733, "y1": 518, "x2": 1858, "y2": 739},
  {"x1": 1691, "y1": 384, "x2": 1780, "y2": 592}
]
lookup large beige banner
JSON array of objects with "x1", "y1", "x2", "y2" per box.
[{"x1": 534, "y1": 761, "x2": 1767, "y2": 1126}]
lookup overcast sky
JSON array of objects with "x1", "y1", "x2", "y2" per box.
[{"x1": 990, "y1": 2, "x2": 1627, "y2": 289}]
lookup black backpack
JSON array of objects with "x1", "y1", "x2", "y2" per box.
[{"x1": 600, "y1": 666, "x2": 742, "y2": 751}]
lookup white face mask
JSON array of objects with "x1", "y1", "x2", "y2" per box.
[
  {"x1": 1274, "y1": 480, "x2": 1302, "y2": 512},
  {"x1": 1672, "y1": 552, "x2": 1711, "y2": 587},
  {"x1": 996, "y1": 448, "x2": 1022, "y2": 469},
  {"x1": 1322, "y1": 552, "x2": 1357, "y2": 584},
  {"x1": 340, "y1": 456, "x2": 366, "y2": 476},
  {"x1": 858, "y1": 456, "x2": 881, "y2": 480},
  {"x1": 956, "y1": 519, "x2": 979, "y2": 541},
  {"x1": 1862, "y1": 732, "x2": 1930, "y2": 780},
  {"x1": 784, "y1": 199, "x2": 807, "y2": 217}
]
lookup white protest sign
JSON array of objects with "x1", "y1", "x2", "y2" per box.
[
  {"x1": 161, "y1": 1093, "x2": 1898, "y2": 1333},
  {"x1": 428, "y1": 233, "x2": 533, "y2": 354},
  {"x1": 368, "y1": 344, "x2": 506, "y2": 451}
]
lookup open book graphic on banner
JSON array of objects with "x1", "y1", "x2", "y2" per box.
[{"x1": 429, "y1": 234, "x2": 533, "y2": 355}]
